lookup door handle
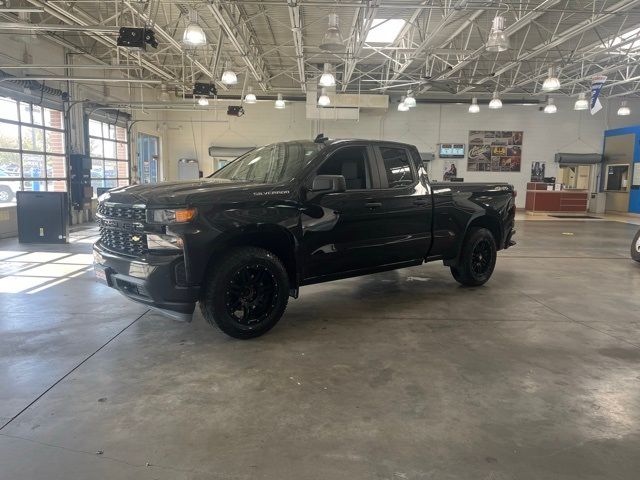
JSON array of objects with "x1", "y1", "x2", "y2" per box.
[
  {"x1": 413, "y1": 199, "x2": 428, "y2": 206},
  {"x1": 365, "y1": 201, "x2": 382, "y2": 209}
]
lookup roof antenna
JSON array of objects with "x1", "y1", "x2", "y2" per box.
[{"x1": 314, "y1": 133, "x2": 328, "y2": 143}]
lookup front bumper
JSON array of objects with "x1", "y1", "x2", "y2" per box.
[{"x1": 93, "y1": 242, "x2": 199, "y2": 321}]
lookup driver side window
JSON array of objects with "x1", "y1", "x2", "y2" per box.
[{"x1": 317, "y1": 146, "x2": 371, "y2": 190}]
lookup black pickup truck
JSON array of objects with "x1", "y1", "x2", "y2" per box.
[{"x1": 93, "y1": 138, "x2": 516, "y2": 338}]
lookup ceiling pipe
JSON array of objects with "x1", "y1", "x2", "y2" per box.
[
  {"x1": 0, "y1": 22, "x2": 119, "y2": 32},
  {"x1": 0, "y1": 77, "x2": 162, "y2": 84},
  {"x1": 24, "y1": 0, "x2": 175, "y2": 82}
]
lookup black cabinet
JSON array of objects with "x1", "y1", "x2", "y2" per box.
[{"x1": 16, "y1": 191, "x2": 69, "y2": 244}]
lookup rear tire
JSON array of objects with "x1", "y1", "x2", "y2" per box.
[
  {"x1": 199, "y1": 247, "x2": 289, "y2": 339},
  {"x1": 632, "y1": 230, "x2": 640, "y2": 263},
  {"x1": 450, "y1": 227, "x2": 497, "y2": 287}
]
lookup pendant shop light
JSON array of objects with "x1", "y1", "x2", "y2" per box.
[
  {"x1": 486, "y1": 15, "x2": 509, "y2": 52},
  {"x1": 617, "y1": 100, "x2": 631, "y2": 116},
  {"x1": 398, "y1": 96, "x2": 409, "y2": 112},
  {"x1": 404, "y1": 91, "x2": 417, "y2": 108},
  {"x1": 469, "y1": 97, "x2": 480, "y2": 113},
  {"x1": 542, "y1": 66, "x2": 561, "y2": 92},
  {"x1": 319, "y1": 63, "x2": 336, "y2": 87},
  {"x1": 488, "y1": 92, "x2": 502, "y2": 109},
  {"x1": 197, "y1": 97, "x2": 209, "y2": 106},
  {"x1": 319, "y1": 13, "x2": 343, "y2": 52},
  {"x1": 544, "y1": 97, "x2": 557, "y2": 114},
  {"x1": 274, "y1": 93, "x2": 286, "y2": 109},
  {"x1": 221, "y1": 62, "x2": 238, "y2": 85},
  {"x1": 574, "y1": 92, "x2": 589, "y2": 110},
  {"x1": 318, "y1": 88, "x2": 331, "y2": 107},
  {"x1": 157, "y1": 84, "x2": 170, "y2": 103},
  {"x1": 244, "y1": 86, "x2": 257, "y2": 104},
  {"x1": 183, "y1": 10, "x2": 207, "y2": 47}
]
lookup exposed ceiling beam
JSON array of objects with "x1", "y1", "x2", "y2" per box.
[
  {"x1": 458, "y1": 0, "x2": 640, "y2": 94},
  {"x1": 342, "y1": 0, "x2": 380, "y2": 91},
  {"x1": 205, "y1": 1, "x2": 271, "y2": 91},
  {"x1": 121, "y1": 1, "x2": 225, "y2": 90},
  {"x1": 287, "y1": 0, "x2": 305, "y2": 92}
]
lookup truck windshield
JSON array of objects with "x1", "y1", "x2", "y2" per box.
[{"x1": 210, "y1": 142, "x2": 324, "y2": 183}]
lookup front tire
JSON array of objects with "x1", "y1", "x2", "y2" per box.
[
  {"x1": 450, "y1": 227, "x2": 497, "y2": 287},
  {"x1": 200, "y1": 247, "x2": 289, "y2": 339},
  {"x1": 632, "y1": 230, "x2": 640, "y2": 263}
]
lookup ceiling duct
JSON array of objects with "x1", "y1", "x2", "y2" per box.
[
  {"x1": 554, "y1": 153, "x2": 603, "y2": 165},
  {"x1": 305, "y1": 83, "x2": 388, "y2": 120}
]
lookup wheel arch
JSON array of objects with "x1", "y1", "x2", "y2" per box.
[
  {"x1": 202, "y1": 225, "x2": 300, "y2": 293},
  {"x1": 445, "y1": 213, "x2": 502, "y2": 267}
]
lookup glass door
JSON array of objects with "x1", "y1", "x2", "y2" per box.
[{"x1": 137, "y1": 133, "x2": 159, "y2": 184}]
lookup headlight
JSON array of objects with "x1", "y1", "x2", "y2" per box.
[
  {"x1": 147, "y1": 233, "x2": 183, "y2": 250},
  {"x1": 148, "y1": 208, "x2": 196, "y2": 224}
]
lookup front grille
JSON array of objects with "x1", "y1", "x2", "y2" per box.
[
  {"x1": 99, "y1": 227, "x2": 147, "y2": 257},
  {"x1": 97, "y1": 202, "x2": 147, "y2": 257},
  {"x1": 97, "y1": 203, "x2": 146, "y2": 222}
]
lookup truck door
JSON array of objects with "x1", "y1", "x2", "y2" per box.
[
  {"x1": 300, "y1": 144, "x2": 388, "y2": 280},
  {"x1": 366, "y1": 145, "x2": 433, "y2": 265}
]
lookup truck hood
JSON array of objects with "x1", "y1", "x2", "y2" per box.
[{"x1": 100, "y1": 178, "x2": 280, "y2": 206}]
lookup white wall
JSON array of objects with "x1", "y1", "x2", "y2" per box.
[{"x1": 161, "y1": 98, "x2": 608, "y2": 207}]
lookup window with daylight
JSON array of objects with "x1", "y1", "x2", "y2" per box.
[
  {"x1": 0, "y1": 96, "x2": 66, "y2": 207},
  {"x1": 88, "y1": 118, "x2": 129, "y2": 196}
]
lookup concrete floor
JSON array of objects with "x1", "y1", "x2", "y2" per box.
[{"x1": 1, "y1": 220, "x2": 640, "y2": 480}]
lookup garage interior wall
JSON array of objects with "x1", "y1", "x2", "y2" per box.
[{"x1": 158, "y1": 99, "x2": 620, "y2": 208}]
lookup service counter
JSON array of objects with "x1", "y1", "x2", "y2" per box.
[{"x1": 525, "y1": 182, "x2": 588, "y2": 213}]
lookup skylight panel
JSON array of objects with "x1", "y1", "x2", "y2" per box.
[{"x1": 365, "y1": 19, "x2": 406, "y2": 44}]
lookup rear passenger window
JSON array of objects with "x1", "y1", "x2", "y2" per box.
[{"x1": 380, "y1": 147, "x2": 414, "y2": 188}]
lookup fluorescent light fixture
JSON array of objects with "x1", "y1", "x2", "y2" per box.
[
  {"x1": 574, "y1": 92, "x2": 588, "y2": 110},
  {"x1": 275, "y1": 93, "x2": 285, "y2": 109},
  {"x1": 366, "y1": 19, "x2": 406, "y2": 44},
  {"x1": 183, "y1": 11, "x2": 207, "y2": 46},
  {"x1": 197, "y1": 97, "x2": 209, "y2": 106},
  {"x1": 319, "y1": 13, "x2": 343, "y2": 52},
  {"x1": 542, "y1": 66, "x2": 561, "y2": 92},
  {"x1": 404, "y1": 91, "x2": 416, "y2": 108},
  {"x1": 617, "y1": 100, "x2": 631, "y2": 116},
  {"x1": 469, "y1": 97, "x2": 480, "y2": 113},
  {"x1": 244, "y1": 86, "x2": 257, "y2": 104},
  {"x1": 544, "y1": 97, "x2": 557, "y2": 114},
  {"x1": 221, "y1": 62, "x2": 237, "y2": 85},
  {"x1": 319, "y1": 63, "x2": 336, "y2": 87},
  {"x1": 486, "y1": 15, "x2": 509, "y2": 52},
  {"x1": 398, "y1": 96, "x2": 409, "y2": 112},
  {"x1": 318, "y1": 88, "x2": 331, "y2": 107},
  {"x1": 488, "y1": 92, "x2": 502, "y2": 109}
]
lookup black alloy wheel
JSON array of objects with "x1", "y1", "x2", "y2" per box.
[
  {"x1": 450, "y1": 227, "x2": 497, "y2": 287},
  {"x1": 225, "y1": 264, "x2": 278, "y2": 325},
  {"x1": 471, "y1": 239, "x2": 493, "y2": 276},
  {"x1": 200, "y1": 247, "x2": 289, "y2": 339}
]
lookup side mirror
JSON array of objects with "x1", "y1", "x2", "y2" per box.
[{"x1": 310, "y1": 175, "x2": 346, "y2": 194}]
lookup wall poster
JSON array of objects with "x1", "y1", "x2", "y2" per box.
[
  {"x1": 468, "y1": 130, "x2": 523, "y2": 172},
  {"x1": 530, "y1": 161, "x2": 546, "y2": 182}
]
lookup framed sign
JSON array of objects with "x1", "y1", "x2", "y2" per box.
[{"x1": 468, "y1": 130, "x2": 523, "y2": 172}]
